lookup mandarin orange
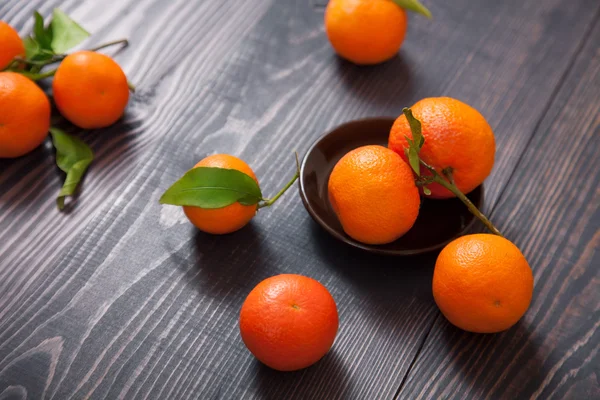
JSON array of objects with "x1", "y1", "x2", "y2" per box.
[
  {"x1": 328, "y1": 145, "x2": 420, "y2": 244},
  {"x1": 53, "y1": 51, "x2": 129, "y2": 129},
  {"x1": 0, "y1": 22, "x2": 24, "y2": 70},
  {"x1": 0, "y1": 72, "x2": 50, "y2": 158},
  {"x1": 433, "y1": 234, "x2": 534, "y2": 333},
  {"x1": 325, "y1": 0, "x2": 408, "y2": 65},
  {"x1": 240, "y1": 274, "x2": 339, "y2": 371},
  {"x1": 183, "y1": 154, "x2": 258, "y2": 234},
  {"x1": 389, "y1": 97, "x2": 495, "y2": 198}
]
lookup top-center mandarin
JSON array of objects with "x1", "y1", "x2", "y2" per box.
[
  {"x1": 328, "y1": 145, "x2": 420, "y2": 245},
  {"x1": 325, "y1": 0, "x2": 408, "y2": 65}
]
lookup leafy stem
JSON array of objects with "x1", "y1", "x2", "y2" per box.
[
  {"x1": 419, "y1": 159, "x2": 502, "y2": 236},
  {"x1": 402, "y1": 107, "x2": 503, "y2": 237},
  {"x1": 258, "y1": 153, "x2": 300, "y2": 209},
  {"x1": 20, "y1": 68, "x2": 57, "y2": 80},
  {"x1": 6, "y1": 38, "x2": 129, "y2": 71}
]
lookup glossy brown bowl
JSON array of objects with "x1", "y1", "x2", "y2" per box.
[{"x1": 298, "y1": 117, "x2": 483, "y2": 256}]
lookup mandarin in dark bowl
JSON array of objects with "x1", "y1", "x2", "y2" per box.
[{"x1": 298, "y1": 117, "x2": 483, "y2": 256}]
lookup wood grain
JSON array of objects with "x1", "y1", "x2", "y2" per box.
[
  {"x1": 0, "y1": 0, "x2": 598, "y2": 398},
  {"x1": 397, "y1": 18, "x2": 600, "y2": 400}
]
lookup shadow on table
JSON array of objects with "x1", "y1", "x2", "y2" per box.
[
  {"x1": 252, "y1": 349, "x2": 351, "y2": 400},
  {"x1": 435, "y1": 318, "x2": 546, "y2": 397},
  {"x1": 309, "y1": 220, "x2": 436, "y2": 303},
  {"x1": 0, "y1": 110, "x2": 139, "y2": 213},
  {"x1": 54, "y1": 114, "x2": 140, "y2": 212},
  {"x1": 333, "y1": 52, "x2": 416, "y2": 108},
  {"x1": 184, "y1": 223, "x2": 274, "y2": 298}
]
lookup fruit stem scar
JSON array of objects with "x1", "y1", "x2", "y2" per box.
[
  {"x1": 494, "y1": 300, "x2": 501, "y2": 307},
  {"x1": 257, "y1": 152, "x2": 300, "y2": 209},
  {"x1": 291, "y1": 304, "x2": 300, "y2": 310}
]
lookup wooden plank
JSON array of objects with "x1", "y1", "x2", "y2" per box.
[
  {"x1": 0, "y1": 0, "x2": 599, "y2": 398},
  {"x1": 397, "y1": 19, "x2": 600, "y2": 400}
]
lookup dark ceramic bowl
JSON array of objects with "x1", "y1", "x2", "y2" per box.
[{"x1": 299, "y1": 117, "x2": 483, "y2": 256}]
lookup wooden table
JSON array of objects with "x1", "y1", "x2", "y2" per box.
[{"x1": 1, "y1": 0, "x2": 598, "y2": 399}]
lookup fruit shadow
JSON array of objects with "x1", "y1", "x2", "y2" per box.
[
  {"x1": 250, "y1": 349, "x2": 352, "y2": 399},
  {"x1": 333, "y1": 53, "x2": 415, "y2": 109},
  {"x1": 183, "y1": 223, "x2": 274, "y2": 299},
  {"x1": 0, "y1": 141, "x2": 57, "y2": 212},
  {"x1": 435, "y1": 318, "x2": 546, "y2": 397},
  {"x1": 309, "y1": 220, "x2": 436, "y2": 304}
]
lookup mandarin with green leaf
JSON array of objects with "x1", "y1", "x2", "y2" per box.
[
  {"x1": 160, "y1": 154, "x2": 299, "y2": 235},
  {"x1": 389, "y1": 97, "x2": 496, "y2": 198},
  {"x1": 182, "y1": 154, "x2": 259, "y2": 235}
]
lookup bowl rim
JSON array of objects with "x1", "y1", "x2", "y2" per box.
[{"x1": 298, "y1": 117, "x2": 483, "y2": 256}]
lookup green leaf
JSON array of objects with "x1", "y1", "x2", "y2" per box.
[
  {"x1": 23, "y1": 36, "x2": 40, "y2": 59},
  {"x1": 403, "y1": 107, "x2": 424, "y2": 151},
  {"x1": 160, "y1": 167, "x2": 263, "y2": 209},
  {"x1": 50, "y1": 128, "x2": 94, "y2": 210},
  {"x1": 423, "y1": 186, "x2": 431, "y2": 196},
  {"x1": 33, "y1": 12, "x2": 53, "y2": 50},
  {"x1": 50, "y1": 9, "x2": 90, "y2": 53},
  {"x1": 391, "y1": 0, "x2": 432, "y2": 18},
  {"x1": 408, "y1": 147, "x2": 420, "y2": 176},
  {"x1": 403, "y1": 107, "x2": 426, "y2": 176}
]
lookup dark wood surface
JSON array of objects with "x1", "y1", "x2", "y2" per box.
[{"x1": 0, "y1": 0, "x2": 598, "y2": 399}]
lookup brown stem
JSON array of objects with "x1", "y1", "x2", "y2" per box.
[
  {"x1": 89, "y1": 39, "x2": 129, "y2": 52},
  {"x1": 420, "y1": 160, "x2": 503, "y2": 237}
]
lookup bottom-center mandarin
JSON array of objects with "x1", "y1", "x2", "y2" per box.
[{"x1": 239, "y1": 274, "x2": 339, "y2": 371}]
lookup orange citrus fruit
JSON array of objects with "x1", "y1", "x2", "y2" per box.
[
  {"x1": 240, "y1": 274, "x2": 339, "y2": 371},
  {"x1": 0, "y1": 72, "x2": 50, "y2": 158},
  {"x1": 389, "y1": 97, "x2": 496, "y2": 198},
  {"x1": 328, "y1": 145, "x2": 420, "y2": 245},
  {"x1": 433, "y1": 234, "x2": 534, "y2": 333},
  {"x1": 0, "y1": 22, "x2": 24, "y2": 70},
  {"x1": 325, "y1": 0, "x2": 407, "y2": 65},
  {"x1": 52, "y1": 51, "x2": 129, "y2": 129},
  {"x1": 183, "y1": 154, "x2": 258, "y2": 234}
]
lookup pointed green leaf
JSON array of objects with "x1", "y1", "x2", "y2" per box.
[
  {"x1": 23, "y1": 36, "x2": 40, "y2": 59},
  {"x1": 33, "y1": 12, "x2": 53, "y2": 50},
  {"x1": 408, "y1": 147, "x2": 420, "y2": 176},
  {"x1": 159, "y1": 167, "x2": 263, "y2": 209},
  {"x1": 50, "y1": 9, "x2": 90, "y2": 53},
  {"x1": 50, "y1": 128, "x2": 94, "y2": 210},
  {"x1": 403, "y1": 107, "x2": 424, "y2": 151},
  {"x1": 423, "y1": 186, "x2": 431, "y2": 196},
  {"x1": 402, "y1": 108, "x2": 426, "y2": 176},
  {"x1": 391, "y1": 0, "x2": 432, "y2": 18}
]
